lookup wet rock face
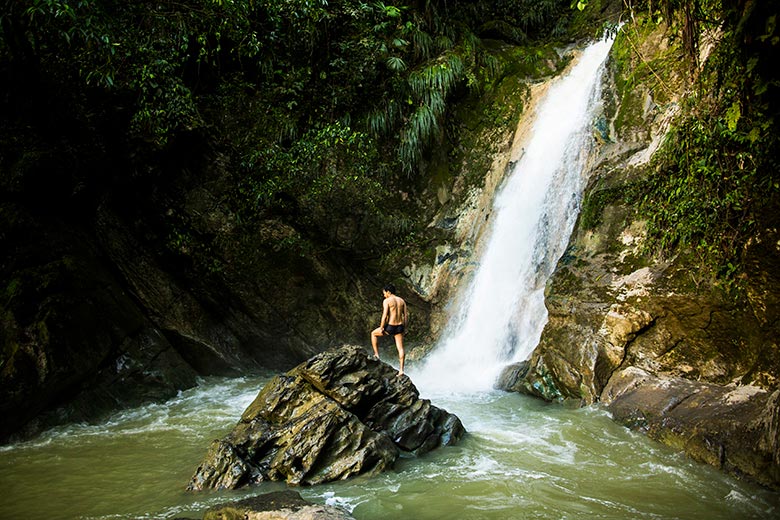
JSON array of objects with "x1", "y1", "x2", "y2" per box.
[
  {"x1": 500, "y1": 195, "x2": 780, "y2": 489},
  {"x1": 0, "y1": 204, "x2": 199, "y2": 442},
  {"x1": 188, "y1": 345, "x2": 465, "y2": 489},
  {"x1": 495, "y1": 20, "x2": 780, "y2": 488},
  {"x1": 604, "y1": 369, "x2": 780, "y2": 490},
  {"x1": 500, "y1": 178, "x2": 780, "y2": 488}
]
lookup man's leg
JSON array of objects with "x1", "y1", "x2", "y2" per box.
[
  {"x1": 371, "y1": 328, "x2": 383, "y2": 358},
  {"x1": 394, "y1": 334, "x2": 405, "y2": 376}
]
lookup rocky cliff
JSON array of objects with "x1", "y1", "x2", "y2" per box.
[
  {"x1": 498, "y1": 15, "x2": 780, "y2": 489},
  {"x1": 0, "y1": 158, "x2": 387, "y2": 441}
]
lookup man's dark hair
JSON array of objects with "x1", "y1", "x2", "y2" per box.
[{"x1": 383, "y1": 284, "x2": 396, "y2": 294}]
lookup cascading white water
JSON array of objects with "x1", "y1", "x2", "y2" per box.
[{"x1": 414, "y1": 37, "x2": 614, "y2": 393}]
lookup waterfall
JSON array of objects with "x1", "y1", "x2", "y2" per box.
[{"x1": 414, "y1": 37, "x2": 614, "y2": 394}]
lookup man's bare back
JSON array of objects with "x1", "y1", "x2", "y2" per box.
[{"x1": 383, "y1": 294, "x2": 406, "y2": 326}]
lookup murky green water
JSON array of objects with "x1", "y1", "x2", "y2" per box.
[{"x1": 1, "y1": 376, "x2": 778, "y2": 519}]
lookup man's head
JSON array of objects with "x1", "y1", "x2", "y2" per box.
[{"x1": 383, "y1": 284, "x2": 396, "y2": 295}]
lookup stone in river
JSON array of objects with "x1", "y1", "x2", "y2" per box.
[
  {"x1": 188, "y1": 345, "x2": 465, "y2": 489},
  {"x1": 172, "y1": 490, "x2": 354, "y2": 519},
  {"x1": 203, "y1": 490, "x2": 355, "y2": 519}
]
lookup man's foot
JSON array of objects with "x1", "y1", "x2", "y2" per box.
[
  {"x1": 373, "y1": 354, "x2": 380, "y2": 360},
  {"x1": 397, "y1": 370, "x2": 404, "y2": 377}
]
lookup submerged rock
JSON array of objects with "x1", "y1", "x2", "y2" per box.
[
  {"x1": 201, "y1": 490, "x2": 355, "y2": 520},
  {"x1": 188, "y1": 345, "x2": 465, "y2": 489}
]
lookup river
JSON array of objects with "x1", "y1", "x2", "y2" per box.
[
  {"x1": 1, "y1": 375, "x2": 778, "y2": 519},
  {"x1": 3, "y1": 35, "x2": 779, "y2": 519}
]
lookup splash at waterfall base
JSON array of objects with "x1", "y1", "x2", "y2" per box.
[{"x1": 188, "y1": 345, "x2": 464, "y2": 489}]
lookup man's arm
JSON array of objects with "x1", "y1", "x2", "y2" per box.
[{"x1": 380, "y1": 299, "x2": 389, "y2": 329}]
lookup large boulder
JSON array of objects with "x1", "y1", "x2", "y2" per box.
[{"x1": 188, "y1": 345, "x2": 465, "y2": 489}]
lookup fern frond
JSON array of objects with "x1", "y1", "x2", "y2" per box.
[
  {"x1": 386, "y1": 56, "x2": 407, "y2": 72},
  {"x1": 404, "y1": 24, "x2": 434, "y2": 59},
  {"x1": 397, "y1": 91, "x2": 446, "y2": 173},
  {"x1": 367, "y1": 99, "x2": 401, "y2": 137},
  {"x1": 435, "y1": 35, "x2": 454, "y2": 51},
  {"x1": 408, "y1": 53, "x2": 464, "y2": 101}
]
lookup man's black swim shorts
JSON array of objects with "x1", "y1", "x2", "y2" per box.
[{"x1": 383, "y1": 324, "x2": 405, "y2": 336}]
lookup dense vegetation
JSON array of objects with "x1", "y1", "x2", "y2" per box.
[
  {"x1": 1, "y1": 0, "x2": 777, "y2": 445},
  {"x1": 578, "y1": 0, "x2": 778, "y2": 289},
  {"x1": 2, "y1": 0, "x2": 774, "y2": 358},
  {"x1": 0, "y1": 0, "x2": 582, "y2": 270},
  {"x1": 628, "y1": 0, "x2": 779, "y2": 285}
]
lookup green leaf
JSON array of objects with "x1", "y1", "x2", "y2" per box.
[
  {"x1": 386, "y1": 56, "x2": 407, "y2": 72},
  {"x1": 725, "y1": 102, "x2": 741, "y2": 132}
]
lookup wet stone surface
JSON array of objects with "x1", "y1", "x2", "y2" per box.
[{"x1": 188, "y1": 345, "x2": 465, "y2": 489}]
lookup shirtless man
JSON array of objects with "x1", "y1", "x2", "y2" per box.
[{"x1": 371, "y1": 284, "x2": 408, "y2": 376}]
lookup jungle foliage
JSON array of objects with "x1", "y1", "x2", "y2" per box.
[
  {"x1": 630, "y1": 0, "x2": 780, "y2": 285},
  {"x1": 4, "y1": 0, "x2": 774, "y2": 285},
  {"x1": 0, "y1": 0, "x2": 577, "y2": 268}
]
